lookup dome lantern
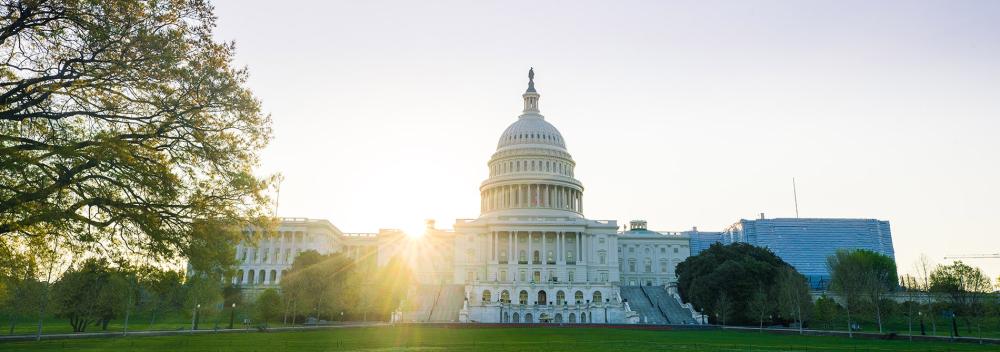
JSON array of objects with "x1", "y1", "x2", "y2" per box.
[{"x1": 522, "y1": 67, "x2": 540, "y2": 114}]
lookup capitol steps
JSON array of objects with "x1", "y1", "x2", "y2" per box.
[
  {"x1": 619, "y1": 286, "x2": 668, "y2": 324},
  {"x1": 428, "y1": 285, "x2": 465, "y2": 322},
  {"x1": 642, "y1": 286, "x2": 698, "y2": 324}
]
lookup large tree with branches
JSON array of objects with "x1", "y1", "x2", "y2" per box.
[{"x1": 1, "y1": 0, "x2": 273, "y2": 265}]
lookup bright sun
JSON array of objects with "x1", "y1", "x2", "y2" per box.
[{"x1": 404, "y1": 225, "x2": 426, "y2": 239}]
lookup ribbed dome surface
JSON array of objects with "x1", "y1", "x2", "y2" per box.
[{"x1": 496, "y1": 116, "x2": 566, "y2": 150}]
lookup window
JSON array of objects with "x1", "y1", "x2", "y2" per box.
[
  {"x1": 644, "y1": 247, "x2": 650, "y2": 255},
  {"x1": 533, "y1": 250, "x2": 540, "y2": 264},
  {"x1": 547, "y1": 250, "x2": 554, "y2": 264},
  {"x1": 575, "y1": 291, "x2": 584, "y2": 303},
  {"x1": 660, "y1": 260, "x2": 668, "y2": 273},
  {"x1": 600, "y1": 272, "x2": 609, "y2": 282},
  {"x1": 593, "y1": 291, "x2": 603, "y2": 303},
  {"x1": 533, "y1": 271, "x2": 541, "y2": 282},
  {"x1": 628, "y1": 247, "x2": 635, "y2": 253},
  {"x1": 567, "y1": 270, "x2": 574, "y2": 282},
  {"x1": 519, "y1": 290, "x2": 528, "y2": 305},
  {"x1": 501, "y1": 290, "x2": 510, "y2": 303},
  {"x1": 556, "y1": 291, "x2": 566, "y2": 305},
  {"x1": 598, "y1": 250, "x2": 607, "y2": 265},
  {"x1": 519, "y1": 250, "x2": 526, "y2": 263},
  {"x1": 285, "y1": 249, "x2": 291, "y2": 263},
  {"x1": 520, "y1": 271, "x2": 526, "y2": 282},
  {"x1": 500, "y1": 270, "x2": 508, "y2": 282},
  {"x1": 628, "y1": 259, "x2": 636, "y2": 273},
  {"x1": 674, "y1": 247, "x2": 679, "y2": 253},
  {"x1": 482, "y1": 290, "x2": 492, "y2": 302},
  {"x1": 660, "y1": 247, "x2": 666, "y2": 254},
  {"x1": 644, "y1": 258, "x2": 652, "y2": 273}
]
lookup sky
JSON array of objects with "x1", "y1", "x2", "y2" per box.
[{"x1": 210, "y1": 0, "x2": 1000, "y2": 278}]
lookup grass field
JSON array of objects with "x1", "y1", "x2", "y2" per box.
[{"x1": 3, "y1": 326, "x2": 998, "y2": 352}]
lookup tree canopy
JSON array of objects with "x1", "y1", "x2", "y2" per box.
[
  {"x1": 675, "y1": 242, "x2": 807, "y2": 325},
  {"x1": 1, "y1": 0, "x2": 274, "y2": 265}
]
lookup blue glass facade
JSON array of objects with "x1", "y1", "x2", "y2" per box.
[{"x1": 691, "y1": 218, "x2": 895, "y2": 289}]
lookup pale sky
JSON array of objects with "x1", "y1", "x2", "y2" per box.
[{"x1": 211, "y1": 0, "x2": 1000, "y2": 278}]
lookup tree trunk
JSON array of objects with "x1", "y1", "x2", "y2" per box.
[{"x1": 845, "y1": 301, "x2": 853, "y2": 338}]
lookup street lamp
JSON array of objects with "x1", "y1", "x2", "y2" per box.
[
  {"x1": 192, "y1": 304, "x2": 201, "y2": 331},
  {"x1": 229, "y1": 303, "x2": 236, "y2": 329},
  {"x1": 918, "y1": 311, "x2": 926, "y2": 336},
  {"x1": 340, "y1": 311, "x2": 344, "y2": 322}
]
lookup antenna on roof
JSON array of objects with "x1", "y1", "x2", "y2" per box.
[{"x1": 792, "y1": 177, "x2": 800, "y2": 218}]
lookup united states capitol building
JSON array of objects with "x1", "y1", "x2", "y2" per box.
[{"x1": 229, "y1": 70, "x2": 895, "y2": 324}]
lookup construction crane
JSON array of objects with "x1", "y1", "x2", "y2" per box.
[{"x1": 943, "y1": 253, "x2": 1000, "y2": 260}]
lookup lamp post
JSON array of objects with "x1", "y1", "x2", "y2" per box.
[
  {"x1": 229, "y1": 303, "x2": 236, "y2": 329},
  {"x1": 340, "y1": 311, "x2": 344, "y2": 322},
  {"x1": 191, "y1": 303, "x2": 201, "y2": 331},
  {"x1": 919, "y1": 311, "x2": 926, "y2": 336}
]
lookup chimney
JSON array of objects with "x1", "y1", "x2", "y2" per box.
[{"x1": 759, "y1": 213, "x2": 765, "y2": 220}]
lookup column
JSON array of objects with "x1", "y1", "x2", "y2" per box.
[
  {"x1": 542, "y1": 232, "x2": 547, "y2": 267},
  {"x1": 508, "y1": 231, "x2": 514, "y2": 266},
  {"x1": 527, "y1": 232, "x2": 533, "y2": 266}
]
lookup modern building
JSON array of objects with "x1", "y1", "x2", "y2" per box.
[{"x1": 700, "y1": 216, "x2": 895, "y2": 289}]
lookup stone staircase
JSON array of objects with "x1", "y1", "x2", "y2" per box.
[
  {"x1": 642, "y1": 286, "x2": 698, "y2": 324},
  {"x1": 619, "y1": 286, "x2": 668, "y2": 324},
  {"x1": 427, "y1": 284, "x2": 465, "y2": 322}
]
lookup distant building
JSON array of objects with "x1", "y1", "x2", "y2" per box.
[
  {"x1": 705, "y1": 216, "x2": 895, "y2": 289},
  {"x1": 617, "y1": 220, "x2": 690, "y2": 287},
  {"x1": 685, "y1": 227, "x2": 723, "y2": 255}
]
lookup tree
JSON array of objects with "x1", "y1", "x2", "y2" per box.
[
  {"x1": 136, "y1": 268, "x2": 184, "y2": 327},
  {"x1": 813, "y1": 295, "x2": 840, "y2": 330},
  {"x1": 50, "y1": 258, "x2": 127, "y2": 332},
  {"x1": 280, "y1": 252, "x2": 358, "y2": 322},
  {"x1": 776, "y1": 266, "x2": 812, "y2": 334},
  {"x1": 255, "y1": 288, "x2": 281, "y2": 327},
  {"x1": 827, "y1": 249, "x2": 897, "y2": 336},
  {"x1": 1, "y1": 0, "x2": 274, "y2": 265},
  {"x1": 676, "y1": 242, "x2": 803, "y2": 325},
  {"x1": 930, "y1": 261, "x2": 993, "y2": 339},
  {"x1": 746, "y1": 284, "x2": 772, "y2": 331}
]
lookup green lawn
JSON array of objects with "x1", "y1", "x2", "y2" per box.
[{"x1": 4, "y1": 326, "x2": 998, "y2": 352}]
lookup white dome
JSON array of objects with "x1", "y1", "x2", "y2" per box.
[{"x1": 496, "y1": 116, "x2": 566, "y2": 150}]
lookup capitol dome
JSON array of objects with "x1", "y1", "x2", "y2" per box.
[
  {"x1": 478, "y1": 68, "x2": 584, "y2": 218},
  {"x1": 496, "y1": 116, "x2": 566, "y2": 150}
]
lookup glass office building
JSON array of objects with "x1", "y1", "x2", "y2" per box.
[{"x1": 692, "y1": 217, "x2": 895, "y2": 289}]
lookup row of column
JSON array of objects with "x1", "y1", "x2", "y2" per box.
[
  {"x1": 485, "y1": 231, "x2": 589, "y2": 266},
  {"x1": 481, "y1": 184, "x2": 582, "y2": 213}
]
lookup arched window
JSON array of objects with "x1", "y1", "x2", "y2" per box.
[
  {"x1": 569, "y1": 313, "x2": 576, "y2": 323},
  {"x1": 556, "y1": 291, "x2": 565, "y2": 305},
  {"x1": 512, "y1": 312, "x2": 520, "y2": 323},
  {"x1": 482, "y1": 290, "x2": 492, "y2": 302},
  {"x1": 518, "y1": 250, "x2": 526, "y2": 263},
  {"x1": 525, "y1": 313, "x2": 534, "y2": 323},
  {"x1": 519, "y1": 290, "x2": 528, "y2": 305},
  {"x1": 269, "y1": 270, "x2": 277, "y2": 284},
  {"x1": 593, "y1": 291, "x2": 603, "y2": 303},
  {"x1": 537, "y1": 290, "x2": 547, "y2": 305},
  {"x1": 236, "y1": 270, "x2": 244, "y2": 284},
  {"x1": 580, "y1": 312, "x2": 587, "y2": 323},
  {"x1": 546, "y1": 250, "x2": 554, "y2": 264},
  {"x1": 501, "y1": 290, "x2": 510, "y2": 303},
  {"x1": 532, "y1": 250, "x2": 540, "y2": 264},
  {"x1": 258, "y1": 270, "x2": 265, "y2": 284},
  {"x1": 555, "y1": 313, "x2": 563, "y2": 323},
  {"x1": 575, "y1": 291, "x2": 584, "y2": 303},
  {"x1": 247, "y1": 270, "x2": 255, "y2": 284}
]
